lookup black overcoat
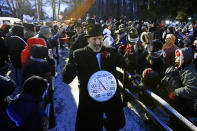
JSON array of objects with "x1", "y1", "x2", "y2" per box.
[{"x1": 62, "y1": 46, "x2": 127, "y2": 131}]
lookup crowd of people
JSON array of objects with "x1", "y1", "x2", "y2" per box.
[{"x1": 0, "y1": 15, "x2": 197, "y2": 130}]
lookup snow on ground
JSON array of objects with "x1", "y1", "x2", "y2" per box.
[{"x1": 48, "y1": 46, "x2": 155, "y2": 131}]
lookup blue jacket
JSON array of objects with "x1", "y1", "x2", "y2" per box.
[{"x1": 0, "y1": 93, "x2": 49, "y2": 131}]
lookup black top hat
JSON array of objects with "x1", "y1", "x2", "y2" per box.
[
  {"x1": 24, "y1": 23, "x2": 34, "y2": 32},
  {"x1": 74, "y1": 22, "x2": 82, "y2": 28},
  {"x1": 86, "y1": 18, "x2": 95, "y2": 26},
  {"x1": 85, "y1": 24, "x2": 103, "y2": 38}
]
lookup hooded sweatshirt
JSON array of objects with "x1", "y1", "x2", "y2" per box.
[{"x1": 174, "y1": 47, "x2": 197, "y2": 100}]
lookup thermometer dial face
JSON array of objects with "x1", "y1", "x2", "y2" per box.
[{"x1": 88, "y1": 70, "x2": 117, "y2": 102}]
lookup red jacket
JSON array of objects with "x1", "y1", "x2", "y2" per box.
[{"x1": 21, "y1": 38, "x2": 46, "y2": 68}]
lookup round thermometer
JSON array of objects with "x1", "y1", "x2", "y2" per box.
[{"x1": 88, "y1": 70, "x2": 117, "y2": 102}]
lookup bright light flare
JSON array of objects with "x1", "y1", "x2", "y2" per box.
[
  {"x1": 175, "y1": 21, "x2": 179, "y2": 24},
  {"x1": 65, "y1": 0, "x2": 95, "y2": 25},
  {"x1": 165, "y1": 20, "x2": 170, "y2": 25}
]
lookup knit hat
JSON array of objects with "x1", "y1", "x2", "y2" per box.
[
  {"x1": 30, "y1": 44, "x2": 48, "y2": 58},
  {"x1": 27, "y1": 38, "x2": 46, "y2": 50},
  {"x1": 127, "y1": 27, "x2": 139, "y2": 44},
  {"x1": 22, "y1": 75, "x2": 47, "y2": 98},
  {"x1": 38, "y1": 26, "x2": 51, "y2": 34}
]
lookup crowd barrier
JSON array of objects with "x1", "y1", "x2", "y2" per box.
[{"x1": 116, "y1": 67, "x2": 197, "y2": 131}]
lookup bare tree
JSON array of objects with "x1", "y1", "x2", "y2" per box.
[
  {"x1": 52, "y1": 0, "x2": 56, "y2": 20},
  {"x1": 36, "y1": 0, "x2": 41, "y2": 21},
  {"x1": 6, "y1": 0, "x2": 34, "y2": 20},
  {"x1": 6, "y1": 0, "x2": 17, "y2": 17},
  {"x1": 57, "y1": 0, "x2": 72, "y2": 21}
]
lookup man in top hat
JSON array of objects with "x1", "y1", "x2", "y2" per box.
[
  {"x1": 69, "y1": 22, "x2": 84, "y2": 46},
  {"x1": 62, "y1": 24, "x2": 128, "y2": 131},
  {"x1": 69, "y1": 22, "x2": 88, "y2": 60}
]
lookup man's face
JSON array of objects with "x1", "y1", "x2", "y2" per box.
[
  {"x1": 87, "y1": 35, "x2": 104, "y2": 52},
  {"x1": 75, "y1": 26, "x2": 82, "y2": 34},
  {"x1": 43, "y1": 33, "x2": 51, "y2": 39}
]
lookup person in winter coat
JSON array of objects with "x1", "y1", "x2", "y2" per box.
[
  {"x1": 0, "y1": 24, "x2": 10, "y2": 74},
  {"x1": 162, "y1": 47, "x2": 197, "y2": 112},
  {"x1": 69, "y1": 22, "x2": 85, "y2": 46},
  {"x1": 37, "y1": 26, "x2": 52, "y2": 49},
  {"x1": 5, "y1": 25, "x2": 27, "y2": 86},
  {"x1": 163, "y1": 34, "x2": 179, "y2": 69},
  {"x1": 36, "y1": 26, "x2": 58, "y2": 76},
  {"x1": 170, "y1": 47, "x2": 197, "y2": 101},
  {"x1": 24, "y1": 23, "x2": 36, "y2": 40},
  {"x1": 113, "y1": 24, "x2": 128, "y2": 49},
  {"x1": 161, "y1": 47, "x2": 197, "y2": 130},
  {"x1": 62, "y1": 24, "x2": 127, "y2": 131},
  {"x1": 0, "y1": 75, "x2": 49, "y2": 131},
  {"x1": 140, "y1": 31, "x2": 153, "y2": 48},
  {"x1": 103, "y1": 25, "x2": 114, "y2": 47},
  {"x1": 0, "y1": 75, "x2": 16, "y2": 117},
  {"x1": 22, "y1": 44, "x2": 52, "y2": 83},
  {"x1": 118, "y1": 27, "x2": 140, "y2": 71},
  {"x1": 137, "y1": 40, "x2": 165, "y2": 109},
  {"x1": 21, "y1": 38, "x2": 46, "y2": 68},
  {"x1": 132, "y1": 31, "x2": 153, "y2": 74},
  {"x1": 68, "y1": 28, "x2": 88, "y2": 60},
  {"x1": 162, "y1": 26, "x2": 175, "y2": 42}
]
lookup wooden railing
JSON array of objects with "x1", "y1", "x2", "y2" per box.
[{"x1": 116, "y1": 67, "x2": 197, "y2": 131}]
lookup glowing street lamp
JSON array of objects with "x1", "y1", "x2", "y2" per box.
[{"x1": 165, "y1": 20, "x2": 170, "y2": 25}]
